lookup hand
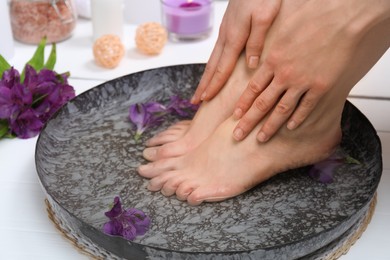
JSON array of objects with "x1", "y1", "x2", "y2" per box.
[
  {"x1": 232, "y1": 0, "x2": 389, "y2": 142},
  {"x1": 191, "y1": 0, "x2": 281, "y2": 104}
]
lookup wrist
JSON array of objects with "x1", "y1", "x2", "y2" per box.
[{"x1": 343, "y1": 0, "x2": 390, "y2": 37}]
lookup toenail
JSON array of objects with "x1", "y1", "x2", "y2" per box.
[
  {"x1": 144, "y1": 148, "x2": 157, "y2": 158},
  {"x1": 248, "y1": 56, "x2": 259, "y2": 69},
  {"x1": 233, "y1": 108, "x2": 243, "y2": 119},
  {"x1": 257, "y1": 131, "x2": 269, "y2": 142},
  {"x1": 139, "y1": 164, "x2": 151, "y2": 171},
  {"x1": 233, "y1": 128, "x2": 244, "y2": 140}
]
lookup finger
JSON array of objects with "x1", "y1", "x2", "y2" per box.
[
  {"x1": 233, "y1": 65, "x2": 274, "y2": 120},
  {"x1": 233, "y1": 81, "x2": 285, "y2": 141},
  {"x1": 191, "y1": 15, "x2": 229, "y2": 104},
  {"x1": 246, "y1": 5, "x2": 280, "y2": 69},
  {"x1": 200, "y1": 29, "x2": 249, "y2": 102},
  {"x1": 191, "y1": 38, "x2": 225, "y2": 104},
  {"x1": 287, "y1": 89, "x2": 321, "y2": 130},
  {"x1": 257, "y1": 89, "x2": 305, "y2": 142}
]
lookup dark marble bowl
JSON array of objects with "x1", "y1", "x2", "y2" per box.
[{"x1": 35, "y1": 64, "x2": 382, "y2": 259}]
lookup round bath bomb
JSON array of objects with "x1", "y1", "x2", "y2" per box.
[
  {"x1": 93, "y1": 34, "x2": 125, "y2": 69},
  {"x1": 135, "y1": 22, "x2": 168, "y2": 55}
]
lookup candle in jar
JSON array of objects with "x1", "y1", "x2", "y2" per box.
[
  {"x1": 161, "y1": 0, "x2": 213, "y2": 40},
  {"x1": 91, "y1": 0, "x2": 124, "y2": 41}
]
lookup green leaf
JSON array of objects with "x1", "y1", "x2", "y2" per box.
[
  {"x1": 21, "y1": 37, "x2": 47, "y2": 82},
  {"x1": 0, "y1": 120, "x2": 10, "y2": 139},
  {"x1": 0, "y1": 55, "x2": 11, "y2": 79},
  {"x1": 345, "y1": 155, "x2": 361, "y2": 165},
  {"x1": 44, "y1": 43, "x2": 57, "y2": 70}
]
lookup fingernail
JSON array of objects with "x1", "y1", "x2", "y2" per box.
[
  {"x1": 257, "y1": 131, "x2": 268, "y2": 142},
  {"x1": 248, "y1": 56, "x2": 259, "y2": 69},
  {"x1": 190, "y1": 96, "x2": 196, "y2": 104},
  {"x1": 200, "y1": 92, "x2": 207, "y2": 101},
  {"x1": 143, "y1": 148, "x2": 157, "y2": 159},
  {"x1": 233, "y1": 128, "x2": 244, "y2": 140},
  {"x1": 233, "y1": 108, "x2": 243, "y2": 119},
  {"x1": 287, "y1": 120, "x2": 297, "y2": 130}
]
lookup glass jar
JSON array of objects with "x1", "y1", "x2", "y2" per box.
[{"x1": 10, "y1": 0, "x2": 77, "y2": 44}]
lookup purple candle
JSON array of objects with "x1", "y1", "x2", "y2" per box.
[{"x1": 161, "y1": 0, "x2": 213, "y2": 40}]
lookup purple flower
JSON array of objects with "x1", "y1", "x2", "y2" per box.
[
  {"x1": 0, "y1": 66, "x2": 75, "y2": 139},
  {"x1": 0, "y1": 80, "x2": 33, "y2": 120},
  {"x1": 129, "y1": 102, "x2": 166, "y2": 140},
  {"x1": 166, "y1": 95, "x2": 199, "y2": 117},
  {"x1": 104, "y1": 196, "x2": 123, "y2": 219},
  {"x1": 128, "y1": 96, "x2": 198, "y2": 140},
  {"x1": 123, "y1": 208, "x2": 151, "y2": 236},
  {"x1": 102, "y1": 196, "x2": 151, "y2": 241},
  {"x1": 103, "y1": 219, "x2": 123, "y2": 236},
  {"x1": 1, "y1": 67, "x2": 20, "y2": 89},
  {"x1": 309, "y1": 149, "x2": 361, "y2": 183},
  {"x1": 9, "y1": 108, "x2": 44, "y2": 139}
]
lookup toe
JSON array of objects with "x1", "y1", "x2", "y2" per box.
[
  {"x1": 147, "y1": 170, "x2": 178, "y2": 192},
  {"x1": 137, "y1": 158, "x2": 176, "y2": 178},
  {"x1": 143, "y1": 142, "x2": 187, "y2": 161},
  {"x1": 146, "y1": 132, "x2": 181, "y2": 147},
  {"x1": 187, "y1": 186, "x2": 234, "y2": 205},
  {"x1": 145, "y1": 120, "x2": 191, "y2": 147},
  {"x1": 143, "y1": 147, "x2": 158, "y2": 161},
  {"x1": 161, "y1": 175, "x2": 186, "y2": 197},
  {"x1": 176, "y1": 181, "x2": 198, "y2": 202}
]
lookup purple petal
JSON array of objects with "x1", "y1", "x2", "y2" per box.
[
  {"x1": 9, "y1": 108, "x2": 44, "y2": 139},
  {"x1": 123, "y1": 208, "x2": 151, "y2": 235},
  {"x1": 122, "y1": 225, "x2": 137, "y2": 241},
  {"x1": 0, "y1": 87, "x2": 12, "y2": 118},
  {"x1": 144, "y1": 101, "x2": 166, "y2": 113},
  {"x1": 166, "y1": 95, "x2": 198, "y2": 117},
  {"x1": 58, "y1": 83, "x2": 76, "y2": 102},
  {"x1": 129, "y1": 102, "x2": 166, "y2": 138},
  {"x1": 13, "y1": 82, "x2": 33, "y2": 106},
  {"x1": 308, "y1": 160, "x2": 343, "y2": 184},
  {"x1": 103, "y1": 219, "x2": 123, "y2": 236},
  {"x1": 23, "y1": 65, "x2": 39, "y2": 91},
  {"x1": 105, "y1": 196, "x2": 123, "y2": 219},
  {"x1": 129, "y1": 103, "x2": 147, "y2": 128},
  {"x1": 1, "y1": 67, "x2": 20, "y2": 89},
  {"x1": 33, "y1": 82, "x2": 75, "y2": 121}
]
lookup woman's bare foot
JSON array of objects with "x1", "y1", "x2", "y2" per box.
[
  {"x1": 143, "y1": 56, "x2": 253, "y2": 161},
  {"x1": 138, "y1": 98, "x2": 342, "y2": 205}
]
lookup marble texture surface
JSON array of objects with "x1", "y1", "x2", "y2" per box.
[{"x1": 35, "y1": 64, "x2": 382, "y2": 259}]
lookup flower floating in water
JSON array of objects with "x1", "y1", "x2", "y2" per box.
[
  {"x1": 129, "y1": 102, "x2": 167, "y2": 141},
  {"x1": 102, "y1": 196, "x2": 151, "y2": 241},
  {"x1": 166, "y1": 95, "x2": 199, "y2": 117},
  {"x1": 0, "y1": 38, "x2": 75, "y2": 139},
  {"x1": 309, "y1": 148, "x2": 361, "y2": 183},
  {"x1": 129, "y1": 95, "x2": 198, "y2": 141}
]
